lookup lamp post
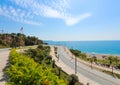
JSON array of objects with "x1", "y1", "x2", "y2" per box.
[
  {"x1": 75, "y1": 56, "x2": 77, "y2": 74},
  {"x1": 57, "y1": 54, "x2": 59, "y2": 61},
  {"x1": 90, "y1": 52, "x2": 95, "y2": 69}
]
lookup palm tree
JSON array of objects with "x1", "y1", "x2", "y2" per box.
[
  {"x1": 102, "y1": 55, "x2": 107, "y2": 67},
  {"x1": 89, "y1": 57, "x2": 93, "y2": 69},
  {"x1": 93, "y1": 56, "x2": 97, "y2": 64},
  {"x1": 108, "y1": 56, "x2": 115, "y2": 74},
  {"x1": 88, "y1": 56, "x2": 97, "y2": 69},
  {"x1": 114, "y1": 56, "x2": 119, "y2": 66}
]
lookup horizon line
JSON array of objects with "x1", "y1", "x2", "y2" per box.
[{"x1": 43, "y1": 40, "x2": 120, "y2": 42}]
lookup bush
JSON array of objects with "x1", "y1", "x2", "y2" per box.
[
  {"x1": 6, "y1": 49, "x2": 66, "y2": 85},
  {"x1": 68, "y1": 74, "x2": 79, "y2": 85}
]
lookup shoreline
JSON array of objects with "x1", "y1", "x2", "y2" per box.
[
  {"x1": 52, "y1": 45, "x2": 120, "y2": 60},
  {"x1": 86, "y1": 53, "x2": 120, "y2": 60},
  {"x1": 64, "y1": 45, "x2": 120, "y2": 60},
  {"x1": 85, "y1": 52, "x2": 120, "y2": 56},
  {"x1": 46, "y1": 41, "x2": 120, "y2": 56}
]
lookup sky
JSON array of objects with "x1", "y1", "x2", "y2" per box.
[{"x1": 0, "y1": 0, "x2": 120, "y2": 41}]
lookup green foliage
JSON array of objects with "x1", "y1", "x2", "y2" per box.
[
  {"x1": 68, "y1": 74, "x2": 79, "y2": 85},
  {"x1": 70, "y1": 49, "x2": 87, "y2": 61},
  {"x1": 25, "y1": 45, "x2": 51, "y2": 64},
  {"x1": 70, "y1": 49, "x2": 120, "y2": 69},
  {"x1": 54, "y1": 47, "x2": 57, "y2": 57},
  {"x1": 0, "y1": 33, "x2": 43, "y2": 47},
  {"x1": 52, "y1": 65, "x2": 69, "y2": 84},
  {"x1": 70, "y1": 49, "x2": 81, "y2": 57},
  {"x1": 25, "y1": 46, "x2": 80, "y2": 85},
  {"x1": 79, "y1": 53, "x2": 87, "y2": 60},
  {"x1": 108, "y1": 56, "x2": 116, "y2": 65},
  {"x1": 52, "y1": 60, "x2": 55, "y2": 68},
  {"x1": 6, "y1": 49, "x2": 66, "y2": 85}
]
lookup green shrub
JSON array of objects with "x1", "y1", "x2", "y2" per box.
[
  {"x1": 68, "y1": 74, "x2": 79, "y2": 85},
  {"x1": 6, "y1": 49, "x2": 66, "y2": 85}
]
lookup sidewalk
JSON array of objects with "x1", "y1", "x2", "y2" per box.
[
  {"x1": 0, "y1": 50, "x2": 9, "y2": 85},
  {"x1": 63, "y1": 46, "x2": 120, "y2": 75},
  {"x1": 50, "y1": 46, "x2": 100, "y2": 85}
]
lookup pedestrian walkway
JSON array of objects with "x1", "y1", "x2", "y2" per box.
[
  {"x1": 0, "y1": 50, "x2": 9, "y2": 85},
  {"x1": 50, "y1": 46, "x2": 100, "y2": 85}
]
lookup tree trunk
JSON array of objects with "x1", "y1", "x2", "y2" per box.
[
  {"x1": 91, "y1": 62, "x2": 93, "y2": 69},
  {"x1": 112, "y1": 65, "x2": 114, "y2": 74}
]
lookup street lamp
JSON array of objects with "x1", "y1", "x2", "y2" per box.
[
  {"x1": 75, "y1": 56, "x2": 77, "y2": 74},
  {"x1": 90, "y1": 52, "x2": 95, "y2": 69}
]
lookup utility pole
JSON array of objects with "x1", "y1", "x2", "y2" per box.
[
  {"x1": 75, "y1": 56, "x2": 77, "y2": 74},
  {"x1": 57, "y1": 54, "x2": 59, "y2": 61},
  {"x1": 0, "y1": 30, "x2": 4, "y2": 34}
]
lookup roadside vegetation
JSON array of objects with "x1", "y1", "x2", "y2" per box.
[
  {"x1": 54, "y1": 46, "x2": 57, "y2": 57},
  {"x1": 70, "y1": 49, "x2": 120, "y2": 78},
  {"x1": 6, "y1": 45, "x2": 82, "y2": 85},
  {"x1": 1, "y1": 33, "x2": 82, "y2": 85},
  {"x1": 6, "y1": 49, "x2": 65, "y2": 85}
]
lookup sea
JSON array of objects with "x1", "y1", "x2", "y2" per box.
[{"x1": 45, "y1": 40, "x2": 120, "y2": 55}]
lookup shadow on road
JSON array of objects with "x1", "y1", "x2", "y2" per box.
[{"x1": 0, "y1": 59, "x2": 9, "y2": 83}]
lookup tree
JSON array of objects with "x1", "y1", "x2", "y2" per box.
[
  {"x1": 68, "y1": 74, "x2": 79, "y2": 85},
  {"x1": 80, "y1": 53, "x2": 87, "y2": 60},
  {"x1": 45, "y1": 56, "x2": 52, "y2": 64},
  {"x1": 70, "y1": 49, "x2": 81, "y2": 57},
  {"x1": 102, "y1": 56, "x2": 107, "y2": 67},
  {"x1": 58, "y1": 67, "x2": 61, "y2": 79},
  {"x1": 92, "y1": 56, "x2": 97, "y2": 64},
  {"x1": 108, "y1": 56, "x2": 115, "y2": 74},
  {"x1": 114, "y1": 56, "x2": 119, "y2": 66},
  {"x1": 0, "y1": 33, "x2": 43, "y2": 47},
  {"x1": 89, "y1": 57, "x2": 93, "y2": 69},
  {"x1": 52, "y1": 60, "x2": 55, "y2": 68}
]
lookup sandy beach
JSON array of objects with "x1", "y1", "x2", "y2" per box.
[
  {"x1": 86, "y1": 53, "x2": 120, "y2": 60},
  {"x1": 62, "y1": 45, "x2": 120, "y2": 60},
  {"x1": 63, "y1": 46, "x2": 120, "y2": 74}
]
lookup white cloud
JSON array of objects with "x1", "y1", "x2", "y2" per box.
[
  {"x1": 24, "y1": 20, "x2": 42, "y2": 26},
  {"x1": 42, "y1": 6, "x2": 63, "y2": 18},
  {"x1": 65, "y1": 13, "x2": 91, "y2": 26},
  {"x1": 0, "y1": 6, "x2": 41, "y2": 26},
  {"x1": 1, "y1": 0, "x2": 91, "y2": 26}
]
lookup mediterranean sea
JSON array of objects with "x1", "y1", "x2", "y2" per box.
[{"x1": 45, "y1": 40, "x2": 120, "y2": 55}]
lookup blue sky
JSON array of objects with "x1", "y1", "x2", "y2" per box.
[{"x1": 0, "y1": 0, "x2": 120, "y2": 41}]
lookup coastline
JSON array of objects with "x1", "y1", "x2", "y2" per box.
[
  {"x1": 62, "y1": 46, "x2": 120, "y2": 74},
  {"x1": 61, "y1": 45, "x2": 120, "y2": 60},
  {"x1": 51, "y1": 45, "x2": 120, "y2": 60},
  {"x1": 86, "y1": 53, "x2": 120, "y2": 60},
  {"x1": 45, "y1": 40, "x2": 120, "y2": 56}
]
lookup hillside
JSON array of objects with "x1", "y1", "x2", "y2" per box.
[{"x1": 0, "y1": 33, "x2": 43, "y2": 48}]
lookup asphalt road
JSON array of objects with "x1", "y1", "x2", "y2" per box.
[{"x1": 57, "y1": 46, "x2": 120, "y2": 85}]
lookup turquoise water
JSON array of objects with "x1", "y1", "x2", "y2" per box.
[{"x1": 45, "y1": 41, "x2": 120, "y2": 55}]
